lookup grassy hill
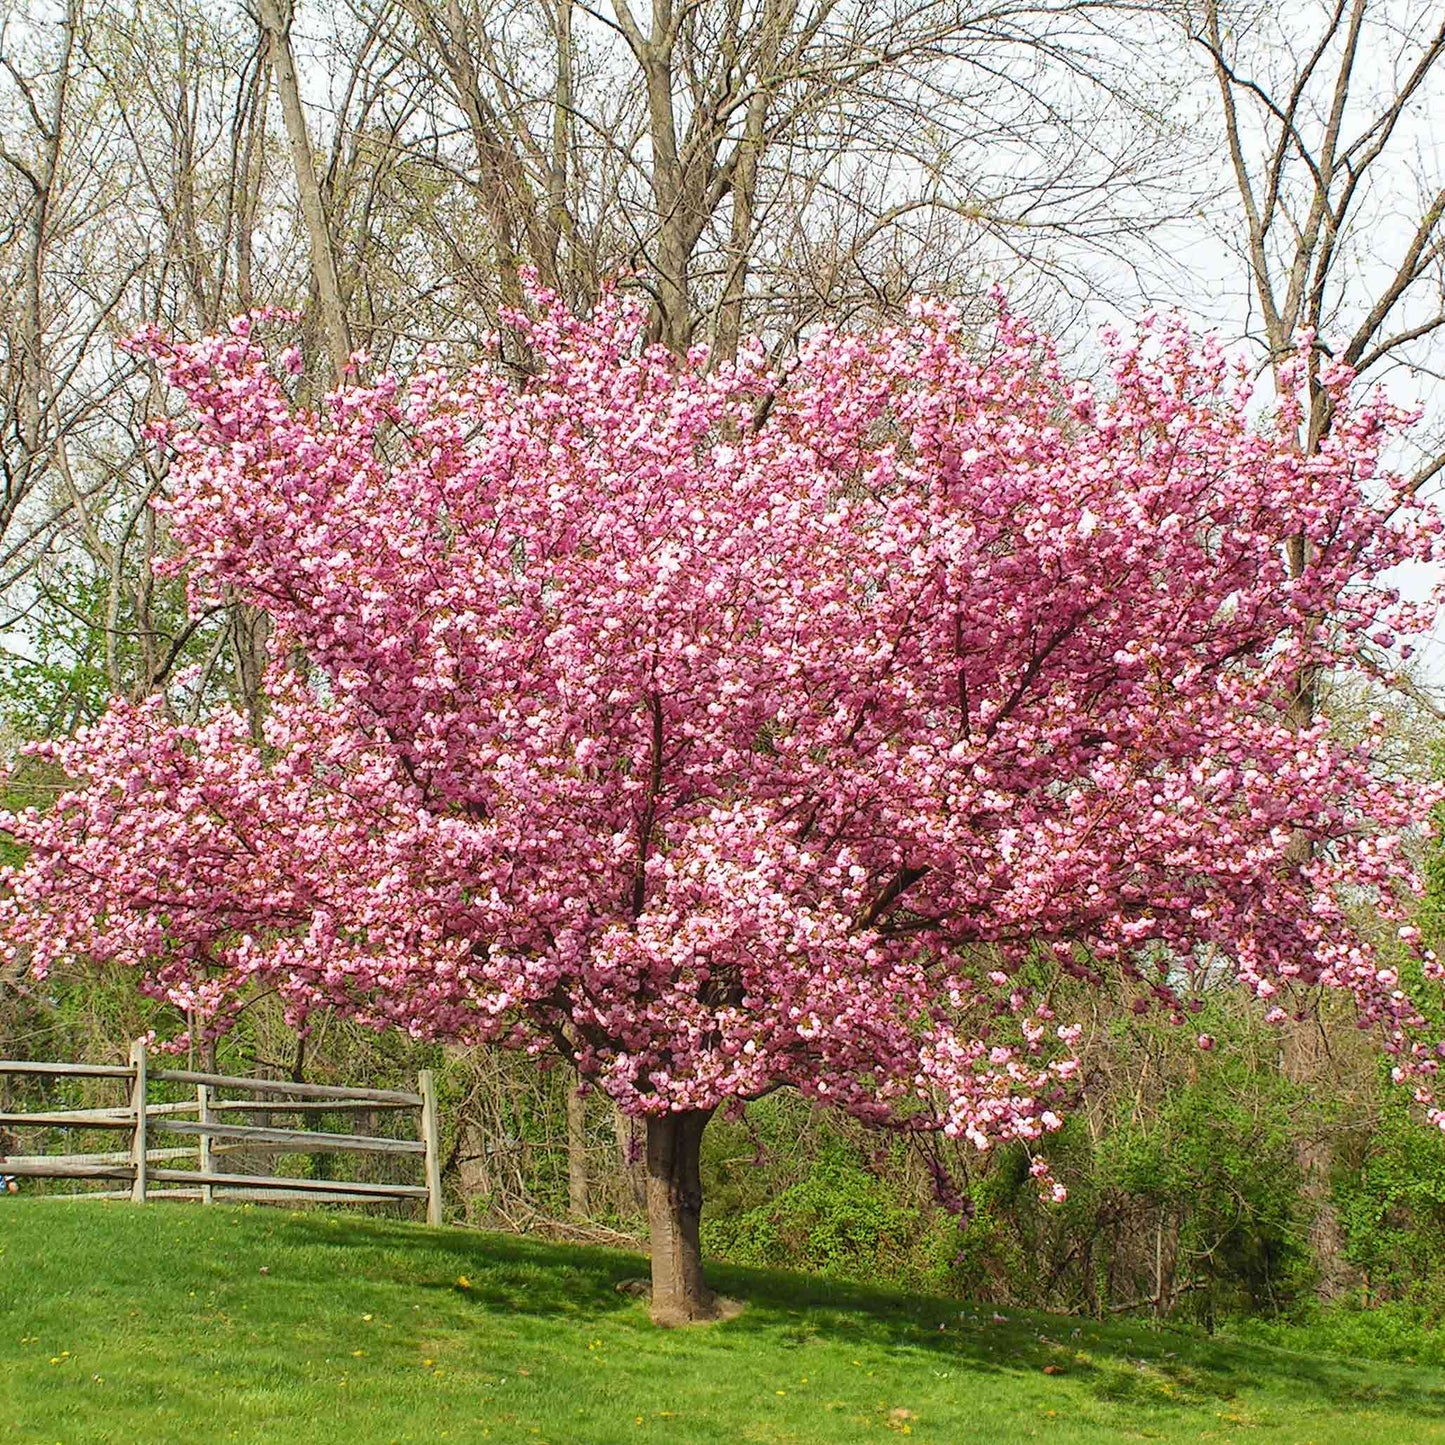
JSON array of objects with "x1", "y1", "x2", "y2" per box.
[{"x1": 0, "y1": 1200, "x2": 1442, "y2": 1444}]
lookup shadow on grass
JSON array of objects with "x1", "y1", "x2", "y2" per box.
[{"x1": 258, "y1": 1210, "x2": 1445, "y2": 1421}]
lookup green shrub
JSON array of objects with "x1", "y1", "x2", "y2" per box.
[
  {"x1": 1332, "y1": 1080, "x2": 1445, "y2": 1312},
  {"x1": 702, "y1": 1156, "x2": 924, "y2": 1282}
]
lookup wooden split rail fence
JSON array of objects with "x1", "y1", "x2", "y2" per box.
[{"x1": 0, "y1": 1041, "x2": 443, "y2": 1224}]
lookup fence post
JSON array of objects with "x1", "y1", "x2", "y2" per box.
[
  {"x1": 197, "y1": 1084, "x2": 214, "y2": 1204},
  {"x1": 129, "y1": 1039, "x2": 148, "y2": 1203},
  {"x1": 418, "y1": 1068, "x2": 442, "y2": 1227}
]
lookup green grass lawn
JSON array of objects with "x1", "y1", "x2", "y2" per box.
[{"x1": 0, "y1": 1200, "x2": 1442, "y2": 1444}]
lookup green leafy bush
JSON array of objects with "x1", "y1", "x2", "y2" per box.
[{"x1": 702, "y1": 1156, "x2": 925, "y2": 1282}]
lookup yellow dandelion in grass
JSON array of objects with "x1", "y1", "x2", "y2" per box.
[{"x1": 456, "y1": 1275, "x2": 472, "y2": 1289}]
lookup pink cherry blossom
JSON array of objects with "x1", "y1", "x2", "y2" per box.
[{"x1": 4, "y1": 286, "x2": 1444, "y2": 1195}]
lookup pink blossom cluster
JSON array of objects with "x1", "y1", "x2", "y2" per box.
[{"x1": 5, "y1": 288, "x2": 1444, "y2": 1176}]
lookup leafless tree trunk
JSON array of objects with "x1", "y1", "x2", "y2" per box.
[
  {"x1": 256, "y1": 0, "x2": 353, "y2": 382},
  {"x1": 0, "y1": 1, "x2": 77, "y2": 574},
  {"x1": 566, "y1": 1085, "x2": 590, "y2": 1218}
]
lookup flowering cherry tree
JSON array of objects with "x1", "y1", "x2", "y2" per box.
[{"x1": 4, "y1": 291, "x2": 1443, "y2": 1322}]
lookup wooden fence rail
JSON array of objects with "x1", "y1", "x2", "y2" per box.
[{"x1": 0, "y1": 1040, "x2": 443, "y2": 1225}]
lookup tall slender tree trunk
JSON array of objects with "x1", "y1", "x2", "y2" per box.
[
  {"x1": 566, "y1": 1086, "x2": 589, "y2": 1218},
  {"x1": 1277, "y1": 367, "x2": 1352, "y2": 1300},
  {"x1": 257, "y1": 0, "x2": 352, "y2": 384},
  {"x1": 644, "y1": 1109, "x2": 719, "y2": 1325},
  {"x1": 715, "y1": 0, "x2": 777, "y2": 365},
  {"x1": 613, "y1": 1103, "x2": 647, "y2": 1210}
]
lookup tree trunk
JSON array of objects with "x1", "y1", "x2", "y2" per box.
[
  {"x1": 645, "y1": 1110, "x2": 719, "y2": 1325},
  {"x1": 566, "y1": 1086, "x2": 589, "y2": 1218},
  {"x1": 257, "y1": 0, "x2": 352, "y2": 385},
  {"x1": 613, "y1": 1103, "x2": 647, "y2": 1211},
  {"x1": 1281, "y1": 1018, "x2": 1355, "y2": 1300}
]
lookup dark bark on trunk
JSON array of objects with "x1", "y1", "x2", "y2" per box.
[{"x1": 645, "y1": 1109, "x2": 718, "y2": 1324}]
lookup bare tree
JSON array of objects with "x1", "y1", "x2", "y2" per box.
[
  {"x1": 257, "y1": 0, "x2": 353, "y2": 379},
  {"x1": 1193, "y1": 0, "x2": 1445, "y2": 470},
  {"x1": 0, "y1": 1, "x2": 102, "y2": 595},
  {"x1": 0, "y1": 1, "x2": 303, "y2": 719},
  {"x1": 379, "y1": 0, "x2": 1186, "y2": 357}
]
